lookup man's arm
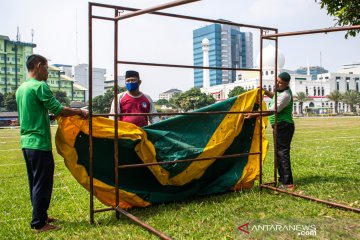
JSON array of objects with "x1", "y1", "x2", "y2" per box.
[{"x1": 58, "y1": 107, "x2": 89, "y2": 118}]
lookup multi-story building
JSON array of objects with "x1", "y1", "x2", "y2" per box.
[
  {"x1": 295, "y1": 66, "x2": 328, "y2": 80},
  {"x1": 0, "y1": 35, "x2": 36, "y2": 94},
  {"x1": 193, "y1": 22, "x2": 253, "y2": 88},
  {"x1": 74, "y1": 64, "x2": 106, "y2": 101},
  {"x1": 159, "y1": 89, "x2": 182, "y2": 101},
  {"x1": 104, "y1": 75, "x2": 125, "y2": 92}
]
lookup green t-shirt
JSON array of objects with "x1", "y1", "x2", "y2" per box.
[
  {"x1": 268, "y1": 88, "x2": 294, "y2": 125},
  {"x1": 16, "y1": 78, "x2": 63, "y2": 151}
]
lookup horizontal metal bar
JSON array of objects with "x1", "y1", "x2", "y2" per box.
[
  {"x1": 115, "y1": 0, "x2": 200, "y2": 21},
  {"x1": 119, "y1": 152, "x2": 260, "y2": 169},
  {"x1": 115, "y1": 207, "x2": 172, "y2": 240},
  {"x1": 118, "y1": 60, "x2": 261, "y2": 72},
  {"x1": 262, "y1": 25, "x2": 360, "y2": 38},
  {"x1": 92, "y1": 15, "x2": 115, "y2": 21},
  {"x1": 93, "y1": 110, "x2": 275, "y2": 117},
  {"x1": 261, "y1": 184, "x2": 360, "y2": 213},
  {"x1": 89, "y1": 2, "x2": 277, "y2": 31},
  {"x1": 93, "y1": 207, "x2": 114, "y2": 213}
]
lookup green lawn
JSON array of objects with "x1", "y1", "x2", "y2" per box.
[{"x1": 1, "y1": 117, "x2": 359, "y2": 239}]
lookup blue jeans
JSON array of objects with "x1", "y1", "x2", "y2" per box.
[
  {"x1": 22, "y1": 149, "x2": 54, "y2": 229},
  {"x1": 272, "y1": 121, "x2": 295, "y2": 185}
]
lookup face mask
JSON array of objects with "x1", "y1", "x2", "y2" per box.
[{"x1": 126, "y1": 82, "x2": 139, "y2": 91}]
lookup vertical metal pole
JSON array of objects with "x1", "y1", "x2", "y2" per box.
[
  {"x1": 114, "y1": 9, "x2": 120, "y2": 220},
  {"x1": 259, "y1": 29, "x2": 263, "y2": 190},
  {"x1": 274, "y1": 31, "x2": 278, "y2": 186},
  {"x1": 88, "y1": 2, "x2": 94, "y2": 224}
]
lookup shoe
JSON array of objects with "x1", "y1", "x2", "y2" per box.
[
  {"x1": 278, "y1": 184, "x2": 295, "y2": 192},
  {"x1": 33, "y1": 224, "x2": 61, "y2": 233},
  {"x1": 47, "y1": 217, "x2": 58, "y2": 223}
]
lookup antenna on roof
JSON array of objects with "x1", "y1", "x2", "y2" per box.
[
  {"x1": 31, "y1": 29, "x2": 34, "y2": 43},
  {"x1": 16, "y1": 26, "x2": 20, "y2": 41}
]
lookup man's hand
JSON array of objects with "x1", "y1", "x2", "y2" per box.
[
  {"x1": 244, "y1": 113, "x2": 257, "y2": 119},
  {"x1": 79, "y1": 109, "x2": 89, "y2": 119}
]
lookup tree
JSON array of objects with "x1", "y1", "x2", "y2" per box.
[
  {"x1": 156, "y1": 99, "x2": 169, "y2": 106},
  {"x1": 316, "y1": 1, "x2": 360, "y2": 38},
  {"x1": 53, "y1": 90, "x2": 70, "y2": 107},
  {"x1": 327, "y1": 90, "x2": 342, "y2": 114},
  {"x1": 4, "y1": 92, "x2": 17, "y2": 112},
  {"x1": 92, "y1": 87, "x2": 126, "y2": 114},
  {"x1": 170, "y1": 88, "x2": 215, "y2": 112},
  {"x1": 342, "y1": 90, "x2": 360, "y2": 113},
  {"x1": 228, "y1": 86, "x2": 246, "y2": 98},
  {"x1": 0, "y1": 92, "x2": 4, "y2": 107},
  {"x1": 295, "y1": 92, "x2": 312, "y2": 115}
]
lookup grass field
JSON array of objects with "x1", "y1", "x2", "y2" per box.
[{"x1": 0, "y1": 117, "x2": 359, "y2": 239}]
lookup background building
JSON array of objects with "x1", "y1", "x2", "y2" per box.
[
  {"x1": 295, "y1": 66, "x2": 328, "y2": 80},
  {"x1": 201, "y1": 44, "x2": 360, "y2": 114},
  {"x1": 0, "y1": 35, "x2": 36, "y2": 94},
  {"x1": 104, "y1": 75, "x2": 125, "y2": 92},
  {"x1": 193, "y1": 22, "x2": 253, "y2": 88},
  {"x1": 74, "y1": 63, "x2": 106, "y2": 101},
  {"x1": 159, "y1": 88, "x2": 182, "y2": 101}
]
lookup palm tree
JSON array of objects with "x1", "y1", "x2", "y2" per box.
[
  {"x1": 326, "y1": 90, "x2": 342, "y2": 114},
  {"x1": 295, "y1": 92, "x2": 312, "y2": 115},
  {"x1": 342, "y1": 90, "x2": 360, "y2": 113}
]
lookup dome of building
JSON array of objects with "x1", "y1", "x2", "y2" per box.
[{"x1": 256, "y1": 44, "x2": 285, "y2": 70}]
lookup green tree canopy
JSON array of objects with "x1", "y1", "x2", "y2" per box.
[
  {"x1": 326, "y1": 90, "x2": 343, "y2": 114},
  {"x1": 228, "y1": 86, "x2": 246, "y2": 98},
  {"x1": 170, "y1": 88, "x2": 215, "y2": 112},
  {"x1": 4, "y1": 92, "x2": 17, "y2": 112},
  {"x1": 317, "y1": 0, "x2": 360, "y2": 38},
  {"x1": 156, "y1": 98, "x2": 169, "y2": 106},
  {"x1": 92, "y1": 87, "x2": 126, "y2": 114},
  {"x1": 342, "y1": 90, "x2": 360, "y2": 113},
  {"x1": 53, "y1": 90, "x2": 70, "y2": 107}
]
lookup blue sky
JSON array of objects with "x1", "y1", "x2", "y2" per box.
[{"x1": 1, "y1": 0, "x2": 360, "y2": 99}]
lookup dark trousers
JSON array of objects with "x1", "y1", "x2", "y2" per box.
[
  {"x1": 272, "y1": 122, "x2": 295, "y2": 185},
  {"x1": 22, "y1": 149, "x2": 54, "y2": 229}
]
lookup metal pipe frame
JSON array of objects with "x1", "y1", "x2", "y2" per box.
[
  {"x1": 260, "y1": 24, "x2": 360, "y2": 213},
  {"x1": 88, "y1": 1, "x2": 360, "y2": 239}
]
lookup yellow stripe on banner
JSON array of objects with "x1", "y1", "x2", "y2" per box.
[
  {"x1": 167, "y1": 89, "x2": 259, "y2": 185},
  {"x1": 56, "y1": 117, "x2": 151, "y2": 208},
  {"x1": 231, "y1": 99, "x2": 269, "y2": 190}
]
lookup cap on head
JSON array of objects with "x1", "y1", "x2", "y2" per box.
[
  {"x1": 125, "y1": 70, "x2": 140, "y2": 79},
  {"x1": 278, "y1": 72, "x2": 291, "y2": 83}
]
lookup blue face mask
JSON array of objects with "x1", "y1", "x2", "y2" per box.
[{"x1": 125, "y1": 82, "x2": 139, "y2": 91}]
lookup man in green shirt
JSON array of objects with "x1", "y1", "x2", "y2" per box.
[
  {"x1": 16, "y1": 54, "x2": 89, "y2": 232},
  {"x1": 245, "y1": 72, "x2": 295, "y2": 191}
]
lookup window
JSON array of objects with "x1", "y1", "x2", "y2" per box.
[
  {"x1": 313, "y1": 87, "x2": 316, "y2": 96},
  {"x1": 305, "y1": 86, "x2": 308, "y2": 95},
  {"x1": 346, "y1": 80, "x2": 350, "y2": 91},
  {"x1": 321, "y1": 87, "x2": 324, "y2": 96},
  {"x1": 263, "y1": 85, "x2": 267, "y2": 90},
  {"x1": 318, "y1": 87, "x2": 320, "y2": 96},
  {"x1": 268, "y1": 85, "x2": 272, "y2": 92},
  {"x1": 335, "y1": 76, "x2": 341, "y2": 80},
  {"x1": 336, "y1": 80, "x2": 340, "y2": 90},
  {"x1": 356, "y1": 81, "x2": 359, "y2": 92}
]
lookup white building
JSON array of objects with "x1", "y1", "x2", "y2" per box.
[
  {"x1": 159, "y1": 89, "x2": 182, "y2": 101},
  {"x1": 201, "y1": 44, "x2": 360, "y2": 114},
  {"x1": 74, "y1": 64, "x2": 106, "y2": 101},
  {"x1": 104, "y1": 75, "x2": 125, "y2": 92}
]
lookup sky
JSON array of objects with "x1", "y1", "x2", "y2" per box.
[{"x1": 1, "y1": 0, "x2": 360, "y2": 99}]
